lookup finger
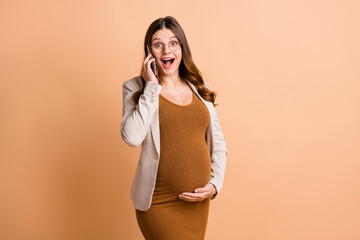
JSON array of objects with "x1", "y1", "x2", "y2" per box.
[
  {"x1": 146, "y1": 58, "x2": 156, "y2": 71},
  {"x1": 194, "y1": 188, "x2": 207, "y2": 193},
  {"x1": 183, "y1": 194, "x2": 208, "y2": 202},
  {"x1": 145, "y1": 57, "x2": 155, "y2": 66},
  {"x1": 181, "y1": 195, "x2": 201, "y2": 202},
  {"x1": 143, "y1": 61, "x2": 152, "y2": 74},
  {"x1": 182, "y1": 191, "x2": 210, "y2": 196},
  {"x1": 181, "y1": 194, "x2": 202, "y2": 199},
  {"x1": 180, "y1": 193, "x2": 208, "y2": 200},
  {"x1": 143, "y1": 55, "x2": 152, "y2": 66}
]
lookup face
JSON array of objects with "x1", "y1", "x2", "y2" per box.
[{"x1": 150, "y1": 28, "x2": 182, "y2": 77}]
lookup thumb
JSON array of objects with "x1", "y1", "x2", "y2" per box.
[{"x1": 193, "y1": 187, "x2": 205, "y2": 193}]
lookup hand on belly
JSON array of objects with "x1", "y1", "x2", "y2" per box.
[{"x1": 179, "y1": 183, "x2": 216, "y2": 202}]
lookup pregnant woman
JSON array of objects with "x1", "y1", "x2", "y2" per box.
[{"x1": 120, "y1": 16, "x2": 227, "y2": 239}]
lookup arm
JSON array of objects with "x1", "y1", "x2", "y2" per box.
[
  {"x1": 207, "y1": 108, "x2": 227, "y2": 199},
  {"x1": 205, "y1": 83, "x2": 228, "y2": 200},
  {"x1": 120, "y1": 79, "x2": 162, "y2": 147}
]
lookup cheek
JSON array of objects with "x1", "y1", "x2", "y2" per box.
[
  {"x1": 176, "y1": 53, "x2": 182, "y2": 63},
  {"x1": 154, "y1": 55, "x2": 161, "y2": 62},
  {"x1": 155, "y1": 57, "x2": 162, "y2": 66},
  {"x1": 177, "y1": 53, "x2": 182, "y2": 59}
]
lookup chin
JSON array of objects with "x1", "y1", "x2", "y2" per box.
[
  {"x1": 160, "y1": 69, "x2": 176, "y2": 76},
  {"x1": 162, "y1": 65, "x2": 180, "y2": 75}
]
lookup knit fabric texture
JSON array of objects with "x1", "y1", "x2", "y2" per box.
[{"x1": 135, "y1": 89, "x2": 212, "y2": 240}]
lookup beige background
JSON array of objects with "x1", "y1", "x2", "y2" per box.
[{"x1": 1, "y1": 0, "x2": 360, "y2": 239}]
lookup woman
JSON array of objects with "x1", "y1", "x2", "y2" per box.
[{"x1": 121, "y1": 16, "x2": 227, "y2": 239}]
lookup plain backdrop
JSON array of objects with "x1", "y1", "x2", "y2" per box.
[{"x1": 1, "y1": 0, "x2": 360, "y2": 239}]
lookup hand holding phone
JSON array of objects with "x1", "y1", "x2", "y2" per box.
[{"x1": 146, "y1": 44, "x2": 158, "y2": 79}]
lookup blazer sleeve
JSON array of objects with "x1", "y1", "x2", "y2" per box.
[
  {"x1": 120, "y1": 79, "x2": 163, "y2": 147},
  {"x1": 205, "y1": 83, "x2": 228, "y2": 200}
]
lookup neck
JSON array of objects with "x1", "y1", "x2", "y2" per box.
[{"x1": 160, "y1": 72, "x2": 183, "y2": 88}]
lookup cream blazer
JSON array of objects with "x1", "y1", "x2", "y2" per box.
[{"x1": 121, "y1": 76, "x2": 227, "y2": 211}]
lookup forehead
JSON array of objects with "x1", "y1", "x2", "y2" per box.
[{"x1": 151, "y1": 29, "x2": 178, "y2": 42}]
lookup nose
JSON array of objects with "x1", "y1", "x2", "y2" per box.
[{"x1": 162, "y1": 44, "x2": 171, "y2": 54}]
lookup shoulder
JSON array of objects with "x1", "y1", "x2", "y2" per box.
[
  {"x1": 188, "y1": 81, "x2": 213, "y2": 92},
  {"x1": 123, "y1": 76, "x2": 143, "y2": 91},
  {"x1": 204, "y1": 82, "x2": 214, "y2": 91},
  {"x1": 202, "y1": 82, "x2": 217, "y2": 108}
]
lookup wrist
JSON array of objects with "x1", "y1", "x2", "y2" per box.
[{"x1": 209, "y1": 183, "x2": 217, "y2": 195}]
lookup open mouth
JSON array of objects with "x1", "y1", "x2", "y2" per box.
[{"x1": 161, "y1": 58, "x2": 175, "y2": 67}]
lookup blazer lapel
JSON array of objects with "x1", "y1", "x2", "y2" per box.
[
  {"x1": 188, "y1": 82, "x2": 212, "y2": 113},
  {"x1": 150, "y1": 101, "x2": 160, "y2": 156}
]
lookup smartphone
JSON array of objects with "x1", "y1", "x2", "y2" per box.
[{"x1": 146, "y1": 44, "x2": 158, "y2": 79}]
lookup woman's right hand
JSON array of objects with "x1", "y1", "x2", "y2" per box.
[{"x1": 141, "y1": 54, "x2": 159, "y2": 84}]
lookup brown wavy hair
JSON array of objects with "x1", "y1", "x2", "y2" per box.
[{"x1": 132, "y1": 16, "x2": 218, "y2": 107}]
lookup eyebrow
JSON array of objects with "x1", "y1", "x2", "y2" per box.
[{"x1": 152, "y1": 36, "x2": 178, "y2": 41}]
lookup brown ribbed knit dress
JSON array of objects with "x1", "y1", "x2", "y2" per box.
[{"x1": 135, "y1": 88, "x2": 212, "y2": 240}]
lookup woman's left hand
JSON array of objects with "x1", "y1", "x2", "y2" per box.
[{"x1": 179, "y1": 183, "x2": 217, "y2": 202}]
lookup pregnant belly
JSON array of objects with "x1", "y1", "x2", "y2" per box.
[{"x1": 154, "y1": 140, "x2": 211, "y2": 197}]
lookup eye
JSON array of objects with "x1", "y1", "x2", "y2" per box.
[
  {"x1": 154, "y1": 43, "x2": 162, "y2": 48},
  {"x1": 171, "y1": 41, "x2": 178, "y2": 46}
]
